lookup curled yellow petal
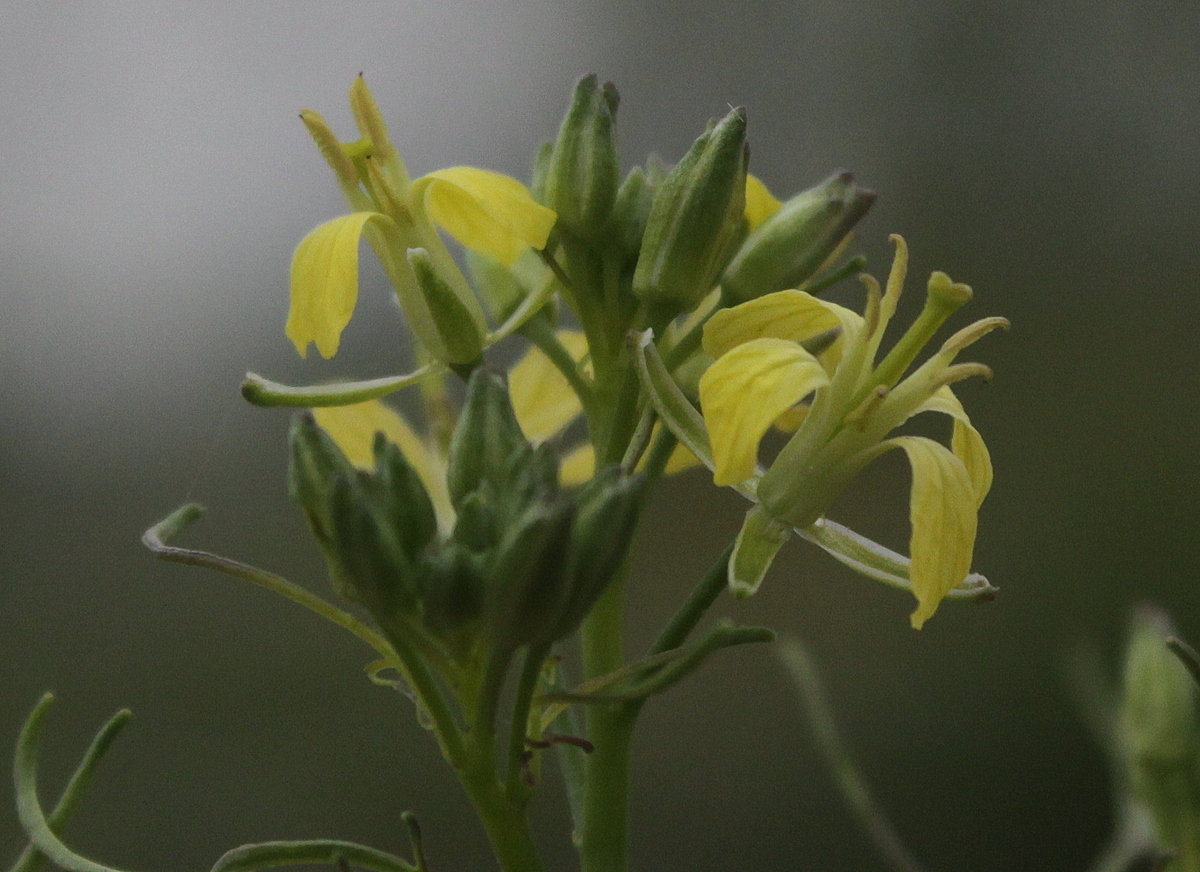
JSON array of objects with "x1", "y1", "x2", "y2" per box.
[
  {"x1": 419, "y1": 167, "x2": 557, "y2": 265},
  {"x1": 883, "y1": 435, "x2": 978, "y2": 629},
  {"x1": 509, "y1": 331, "x2": 590, "y2": 443},
  {"x1": 744, "y1": 174, "x2": 782, "y2": 231},
  {"x1": 700, "y1": 338, "x2": 830, "y2": 486},
  {"x1": 915, "y1": 387, "x2": 993, "y2": 508},
  {"x1": 703, "y1": 289, "x2": 862, "y2": 369},
  {"x1": 287, "y1": 212, "x2": 393, "y2": 359},
  {"x1": 312, "y1": 400, "x2": 454, "y2": 532}
]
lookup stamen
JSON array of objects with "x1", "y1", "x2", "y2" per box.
[
  {"x1": 844, "y1": 384, "x2": 889, "y2": 429},
  {"x1": 881, "y1": 234, "x2": 909, "y2": 321},
  {"x1": 940, "y1": 316, "x2": 1011, "y2": 355},
  {"x1": 859, "y1": 273, "x2": 882, "y2": 339},
  {"x1": 936, "y1": 362, "x2": 993, "y2": 388},
  {"x1": 800, "y1": 325, "x2": 842, "y2": 358}
]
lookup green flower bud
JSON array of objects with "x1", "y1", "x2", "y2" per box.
[
  {"x1": 448, "y1": 370, "x2": 530, "y2": 504},
  {"x1": 633, "y1": 108, "x2": 748, "y2": 313},
  {"x1": 1119, "y1": 606, "x2": 1200, "y2": 859},
  {"x1": 610, "y1": 165, "x2": 656, "y2": 265},
  {"x1": 544, "y1": 74, "x2": 621, "y2": 242},
  {"x1": 420, "y1": 541, "x2": 486, "y2": 653},
  {"x1": 489, "y1": 501, "x2": 576, "y2": 651},
  {"x1": 721, "y1": 170, "x2": 876, "y2": 303},
  {"x1": 549, "y1": 466, "x2": 647, "y2": 644},
  {"x1": 288, "y1": 414, "x2": 437, "y2": 615},
  {"x1": 406, "y1": 247, "x2": 485, "y2": 366}
]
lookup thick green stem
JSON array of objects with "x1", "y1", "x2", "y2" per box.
[{"x1": 458, "y1": 757, "x2": 548, "y2": 872}]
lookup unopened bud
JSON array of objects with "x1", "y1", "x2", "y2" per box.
[
  {"x1": 1120, "y1": 606, "x2": 1200, "y2": 854},
  {"x1": 721, "y1": 171, "x2": 875, "y2": 303},
  {"x1": 544, "y1": 74, "x2": 621, "y2": 242},
  {"x1": 633, "y1": 108, "x2": 748, "y2": 313}
]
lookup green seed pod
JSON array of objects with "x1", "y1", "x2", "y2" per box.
[
  {"x1": 633, "y1": 108, "x2": 748, "y2": 313},
  {"x1": 721, "y1": 171, "x2": 876, "y2": 303},
  {"x1": 543, "y1": 74, "x2": 621, "y2": 243}
]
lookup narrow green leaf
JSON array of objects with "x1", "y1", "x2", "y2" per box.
[
  {"x1": 9, "y1": 705, "x2": 131, "y2": 872},
  {"x1": 14, "y1": 695, "x2": 137, "y2": 872},
  {"x1": 212, "y1": 840, "x2": 416, "y2": 872},
  {"x1": 142, "y1": 504, "x2": 401, "y2": 665}
]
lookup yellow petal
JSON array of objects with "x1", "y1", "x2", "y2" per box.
[
  {"x1": 418, "y1": 167, "x2": 557, "y2": 265},
  {"x1": 287, "y1": 212, "x2": 391, "y2": 359},
  {"x1": 884, "y1": 435, "x2": 977, "y2": 629},
  {"x1": 312, "y1": 400, "x2": 454, "y2": 532},
  {"x1": 773, "y1": 404, "x2": 810, "y2": 434},
  {"x1": 744, "y1": 174, "x2": 782, "y2": 231},
  {"x1": 915, "y1": 386, "x2": 993, "y2": 508},
  {"x1": 559, "y1": 443, "x2": 595, "y2": 486},
  {"x1": 703, "y1": 289, "x2": 862, "y2": 370},
  {"x1": 662, "y1": 440, "x2": 703, "y2": 475},
  {"x1": 509, "y1": 331, "x2": 590, "y2": 443},
  {"x1": 700, "y1": 338, "x2": 830, "y2": 486}
]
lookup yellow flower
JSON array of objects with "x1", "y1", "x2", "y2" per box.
[
  {"x1": 690, "y1": 235, "x2": 1005, "y2": 627},
  {"x1": 285, "y1": 77, "x2": 556, "y2": 362}
]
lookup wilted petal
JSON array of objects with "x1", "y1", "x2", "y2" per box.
[
  {"x1": 744, "y1": 174, "x2": 782, "y2": 230},
  {"x1": 509, "y1": 331, "x2": 590, "y2": 443},
  {"x1": 700, "y1": 338, "x2": 830, "y2": 485},
  {"x1": 419, "y1": 167, "x2": 557, "y2": 265},
  {"x1": 915, "y1": 386, "x2": 993, "y2": 507},
  {"x1": 882, "y1": 435, "x2": 978, "y2": 629},
  {"x1": 312, "y1": 400, "x2": 454, "y2": 532},
  {"x1": 287, "y1": 212, "x2": 392, "y2": 358},
  {"x1": 703, "y1": 289, "x2": 862, "y2": 369}
]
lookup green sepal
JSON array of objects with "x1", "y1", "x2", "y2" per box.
[
  {"x1": 728, "y1": 503, "x2": 790, "y2": 597},
  {"x1": 544, "y1": 74, "x2": 621, "y2": 243},
  {"x1": 633, "y1": 107, "x2": 748, "y2": 312},
  {"x1": 722, "y1": 170, "x2": 876, "y2": 303},
  {"x1": 406, "y1": 247, "x2": 485, "y2": 366},
  {"x1": 530, "y1": 140, "x2": 554, "y2": 204}
]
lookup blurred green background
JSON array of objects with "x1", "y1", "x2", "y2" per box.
[{"x1": 3, "y1": 2, "x2": 1199, "y2": 870}]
